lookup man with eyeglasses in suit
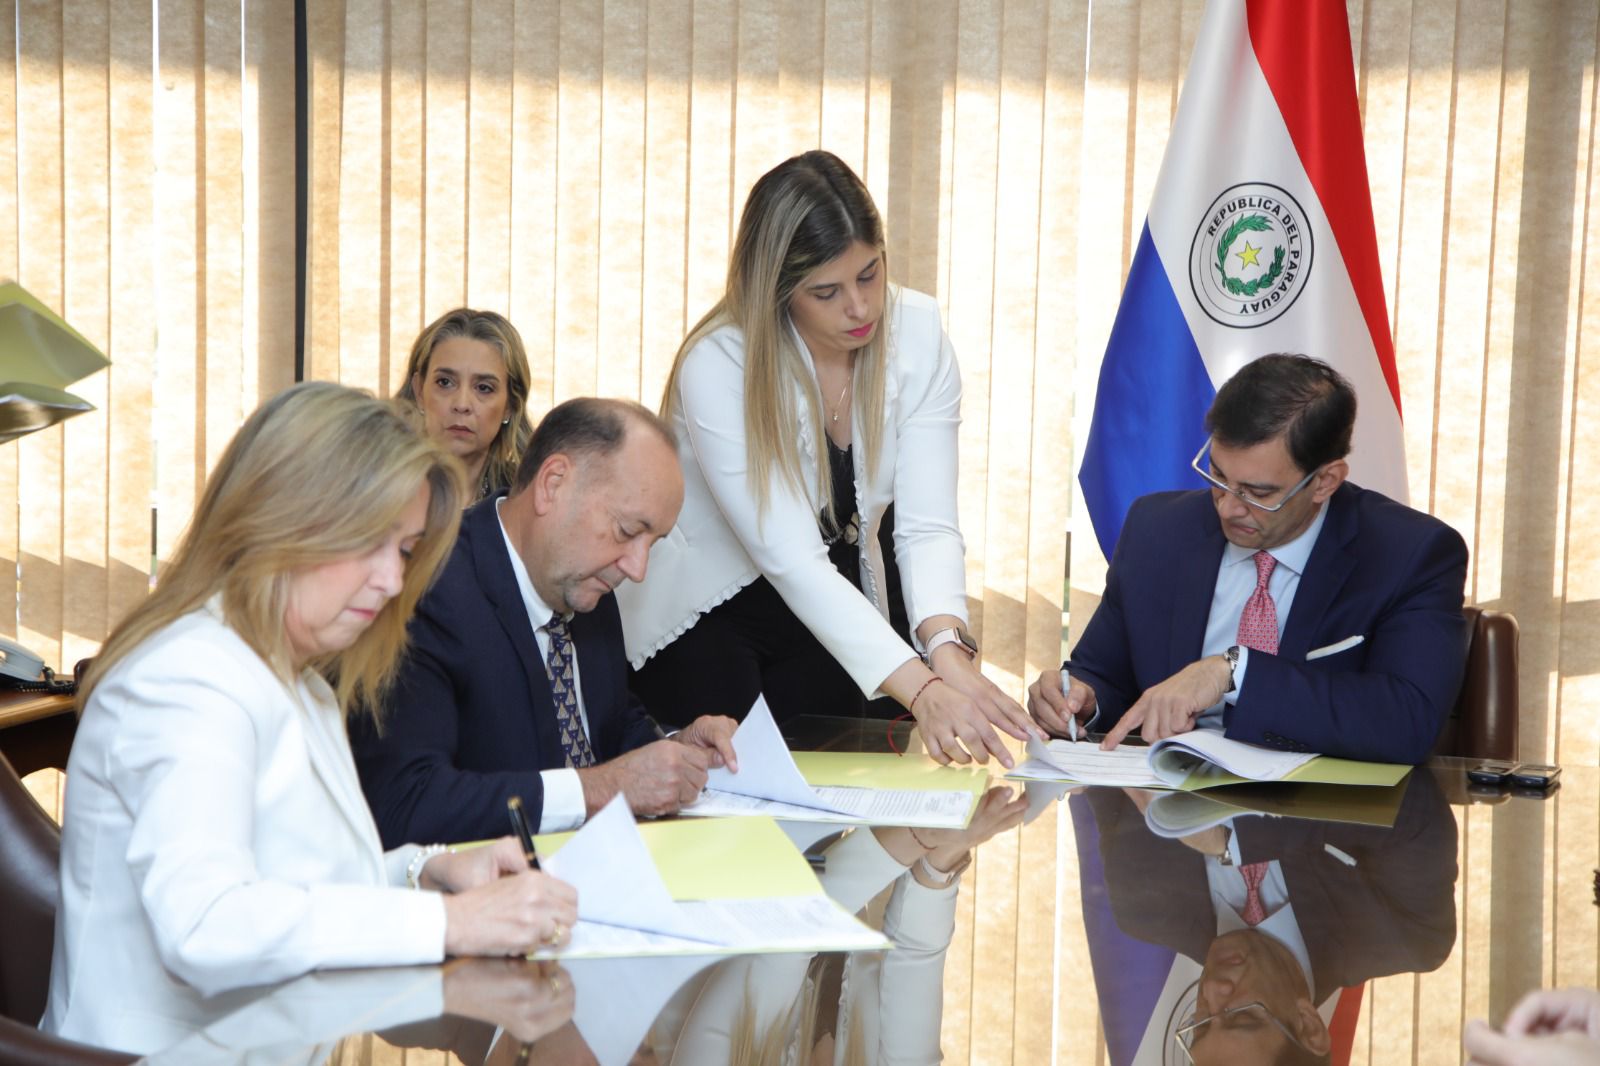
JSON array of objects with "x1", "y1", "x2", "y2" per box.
[{"x1": 1028, "y1": 354, "x2": 1469, "y2": 764}]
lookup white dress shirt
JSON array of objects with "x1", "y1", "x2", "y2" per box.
[
  {"x1": 496, "y1": 497, "x2": 591, "y2": 832},
  {"x1": 1195, "y1": 502, "x2": 1329, "y2": 728}
]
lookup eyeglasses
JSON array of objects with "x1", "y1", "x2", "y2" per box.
[
  {"x1": 1191, "y1": 439, "x2": 1320, "y2": 513},
  {"x1": 1174, "y1": 1001, "x2": 1316, "y2": 1062}
]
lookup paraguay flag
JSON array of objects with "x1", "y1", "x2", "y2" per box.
[{"x1": 1079, "y1": 0, "x2": 1407, "y2": 559}]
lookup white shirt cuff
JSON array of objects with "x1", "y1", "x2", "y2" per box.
[
  {"x1": 1223, "y1": 646, "x2": 1251, "y2": 705},
  {"x1": 537, "y1": 768, "x2": 587, "y2": 832}
]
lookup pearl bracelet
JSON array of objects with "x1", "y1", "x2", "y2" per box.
[{"x1": 406, "y1": 843, "x2": 455, "y2": 890}]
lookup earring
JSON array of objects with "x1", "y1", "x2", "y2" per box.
[{"x1": 502, "y1": 417, "x2": 510, "y2": 425}]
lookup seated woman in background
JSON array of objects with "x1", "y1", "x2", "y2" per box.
[
  {"x1": 42, "y1": 382, "x2": 576, "y2": 1055},
  {"x1": 398, "y1": 307, "x2": 535, "y2": 502},
  {"x1": 620, "y1": 149, "x2": 1039, "y2": 767}
]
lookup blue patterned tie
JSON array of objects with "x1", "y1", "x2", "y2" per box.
[{"x1": 543, "y1": 616, "x2": 596, "y2": 768}]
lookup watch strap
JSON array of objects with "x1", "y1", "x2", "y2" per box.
[
  {"x1": 914, "y1": 851, "x2": 972, "y2": 888},
  {"x1": 923, "y1": 627, "x2": 978, "y2": 664}
]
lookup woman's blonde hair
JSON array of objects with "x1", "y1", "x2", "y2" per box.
[
  {"x1": 397, "y1": 307, "x2": 535, "y2": 496},
  {"x1": 80, "y1": 381, "x2": 465, "y2": 717},
  {"x1": 660, "y1": 150, "x2": 895, "y2": 522}
]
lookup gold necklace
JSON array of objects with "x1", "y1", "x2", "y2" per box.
[{"x1": 826, "y1": 356, "x2": 856, "y2": 423}]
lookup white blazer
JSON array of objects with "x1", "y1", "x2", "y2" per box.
[
  {"x1": 41, "y1": 603, "x2": 448, "y2": 1055},
  {"x1": 618, "y1": 287, "x2": 969, "y2": 697}
]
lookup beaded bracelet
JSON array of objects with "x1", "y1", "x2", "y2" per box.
[
  {"x1": 406, "y1": 843, "x2": 455, "y2": 890},
  {"x1": 908, "y1": 676, "x2": 943, "y2": 714}
]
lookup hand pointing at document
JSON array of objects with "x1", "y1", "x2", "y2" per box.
[{"x1": 1099, "y1": 655, "x2": 1233, "y2": 749}]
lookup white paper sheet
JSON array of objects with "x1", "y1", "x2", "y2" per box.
[
  {"x1": 1010, "y1": 737, "x2": 1170, "y2": 788},
  {"x1": 1011, "y1": 731, "x2": 1321, "y2": 789},
  {"x1": 703, "y1": 696, "x2": 829, "y2": 807},
  {"x1": 685, "y1": 785, "x2": 973, "y2": 827},
  {"x1": 1147, "y1": 730, "x2": 1317, "y2": 784},
  {"x1": 690, "y1": 696, "x2": 974, "y2": 827},
  {"x1": 541, "y1": 794, "x2": 727, "y2": 945},
  {"x1": 534, "y1": 796, "x2": 888, "y2": 960}
]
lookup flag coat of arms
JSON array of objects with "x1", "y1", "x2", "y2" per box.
[{"x1": 1079, "y1": 0, "x2": 1406, "y2": 559}]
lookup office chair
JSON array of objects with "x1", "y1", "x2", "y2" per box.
[
  {"x1": 0, "y1": 750, "x2": 135, "y2": 1064},
  {"x1": 1432, "y1": 606, "x2": 1520, "y2": 762}
]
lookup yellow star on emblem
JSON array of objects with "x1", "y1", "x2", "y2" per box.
[{"x1": 1236, "y1": 241, "x2": 1262, "y2": 269}]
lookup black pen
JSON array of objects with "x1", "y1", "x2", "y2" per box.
[{"x1": 507, "y1": 795, "x2": 541, "y2": 869}]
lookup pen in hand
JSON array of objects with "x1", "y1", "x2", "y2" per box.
[
  {"x1": 507, "y1": 796, "x2": 552, "y2": 1063},
  {"x1": 507, "y1": 795, "x2": 540, "y2": 870},
  {"x1": 1061, "y1": 678, "x2": 1079, "y2": 742}
]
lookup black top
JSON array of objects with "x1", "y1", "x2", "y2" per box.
[
  {"x1": 820, "y1": 438, "x2": 911, "y2": 644},
  {"x1": 821, "y1": 438, "x2": 863, "y2": 589}
]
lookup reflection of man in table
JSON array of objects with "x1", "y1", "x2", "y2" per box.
[
  {"x1": 1029, "y1": 354, "x2": 1469, "y2": 764},
  {"x1": 1083, "y1": 772, "x2": 1457, "y2": 1064}
]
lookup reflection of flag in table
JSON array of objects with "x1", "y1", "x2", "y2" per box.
[
  {"x1": 1079, "y1": 0, "x2": 1406, "y2": 559},
  {"x1": 1068, "y1": 795, "x2": 1177, "y2": 1066}
]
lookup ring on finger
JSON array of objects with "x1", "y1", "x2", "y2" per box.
[{"x1": 543, "y1": 920, "x2": 565, "y2": 946}]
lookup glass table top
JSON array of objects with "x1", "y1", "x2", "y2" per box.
[{"x1": 127, "y1": 718, "x2": 1585, "y2": 1065}]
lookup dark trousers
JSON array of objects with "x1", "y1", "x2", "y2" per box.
[{"x1": 629, "y1": 577, "x2": 901, "y2": 728}]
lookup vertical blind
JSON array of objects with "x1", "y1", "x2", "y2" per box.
[
  {"x1": 5, "y1": 0, "x2": 1599, "y2": 1061},
  {"x1": 0, "y1": 0, "x2": 296, "y2": 676}
]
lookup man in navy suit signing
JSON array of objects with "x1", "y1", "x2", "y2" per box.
[
  {"x1": 353, "y1": 397, "x2": 737, "y2": 847},
  {"x1": 1028, "y1": 354, "x2": 1468, "y2": 764}
]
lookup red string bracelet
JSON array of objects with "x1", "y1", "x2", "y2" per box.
[
  {"x1": 891, "y1": 677, "x2": 945, "y2": 756},
  {"x1": 909, "y1": 676, "x2": 942, "y2": 714}
]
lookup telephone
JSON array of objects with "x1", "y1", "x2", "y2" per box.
[{"x1": 0, "y1": 636, "x2": 75, "y2": 694}]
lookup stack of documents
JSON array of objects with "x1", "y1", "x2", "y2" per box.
[
  {"x1": 681, "y1": 697, "x2": 986, "y2": 828},
  {"x1": 1008, "y1": 729, "x2": 1411, "y2": 791},
  {"x1": 534, "y1": 794, "x2": 889, "y2": 959}
]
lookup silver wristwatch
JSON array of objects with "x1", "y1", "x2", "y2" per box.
[
  {"x1": 1223, "y1": 645, "x2": 1241, "y2": 694},
  {"x1": 923, "y1": 627, "x2": 978, "y2": 665}
]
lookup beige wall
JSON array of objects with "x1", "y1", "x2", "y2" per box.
[{"x1": 4, "y1": 2, "x2": 1599, "y2": 1061}]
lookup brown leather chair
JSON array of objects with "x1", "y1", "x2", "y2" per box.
[
  {"x1": 0, "y1": 750, "x2": 135, "y2": 1064},
  {"x1": 1432, "y1": 606, "x2": 1519, "y2": 762}
]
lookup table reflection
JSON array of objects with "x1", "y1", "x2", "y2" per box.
[
  {"x1": 133, "y1": 784, "x2": 1029, "y2": 1065},
  {"x1": 1069, "y1": 770, "x2": 1458, "y2": 1065},
  {"x1": 124, "y1": 750, "x2": 1532, "y2": 1066}
]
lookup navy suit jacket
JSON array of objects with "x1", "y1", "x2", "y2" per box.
[
  {"x1": 1069, "y1": 482, "x2": 1468, "y2": 764},
  {"x1": 351, "y1": 495, "x2": 661, "y2": 848}
]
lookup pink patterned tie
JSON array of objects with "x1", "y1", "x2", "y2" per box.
[
  {"x1": 1233, "y1": 552, "x2": 1277, "y2": 926},
  {"x1": 1238, "y1": 862, "x2": 1269, "y2": 926},
  {"x1": 1236, "y1": 550, "x2": 1279, "y2": 654}
]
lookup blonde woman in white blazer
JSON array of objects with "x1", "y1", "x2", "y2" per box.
[
  {"x1": 42, "y1": 383, "x2": 577, "y2": 1056},
  {"x1": 620, "y1": 151, "x2": 1040, "y2": 767}
]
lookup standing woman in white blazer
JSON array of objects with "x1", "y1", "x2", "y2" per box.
[
  {"x1": 620, "y1": 150, "x2": 1039, "y2": 767},
  {"x1": 42, "y1": 382, "x2": 577, "y2": 1055}
]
